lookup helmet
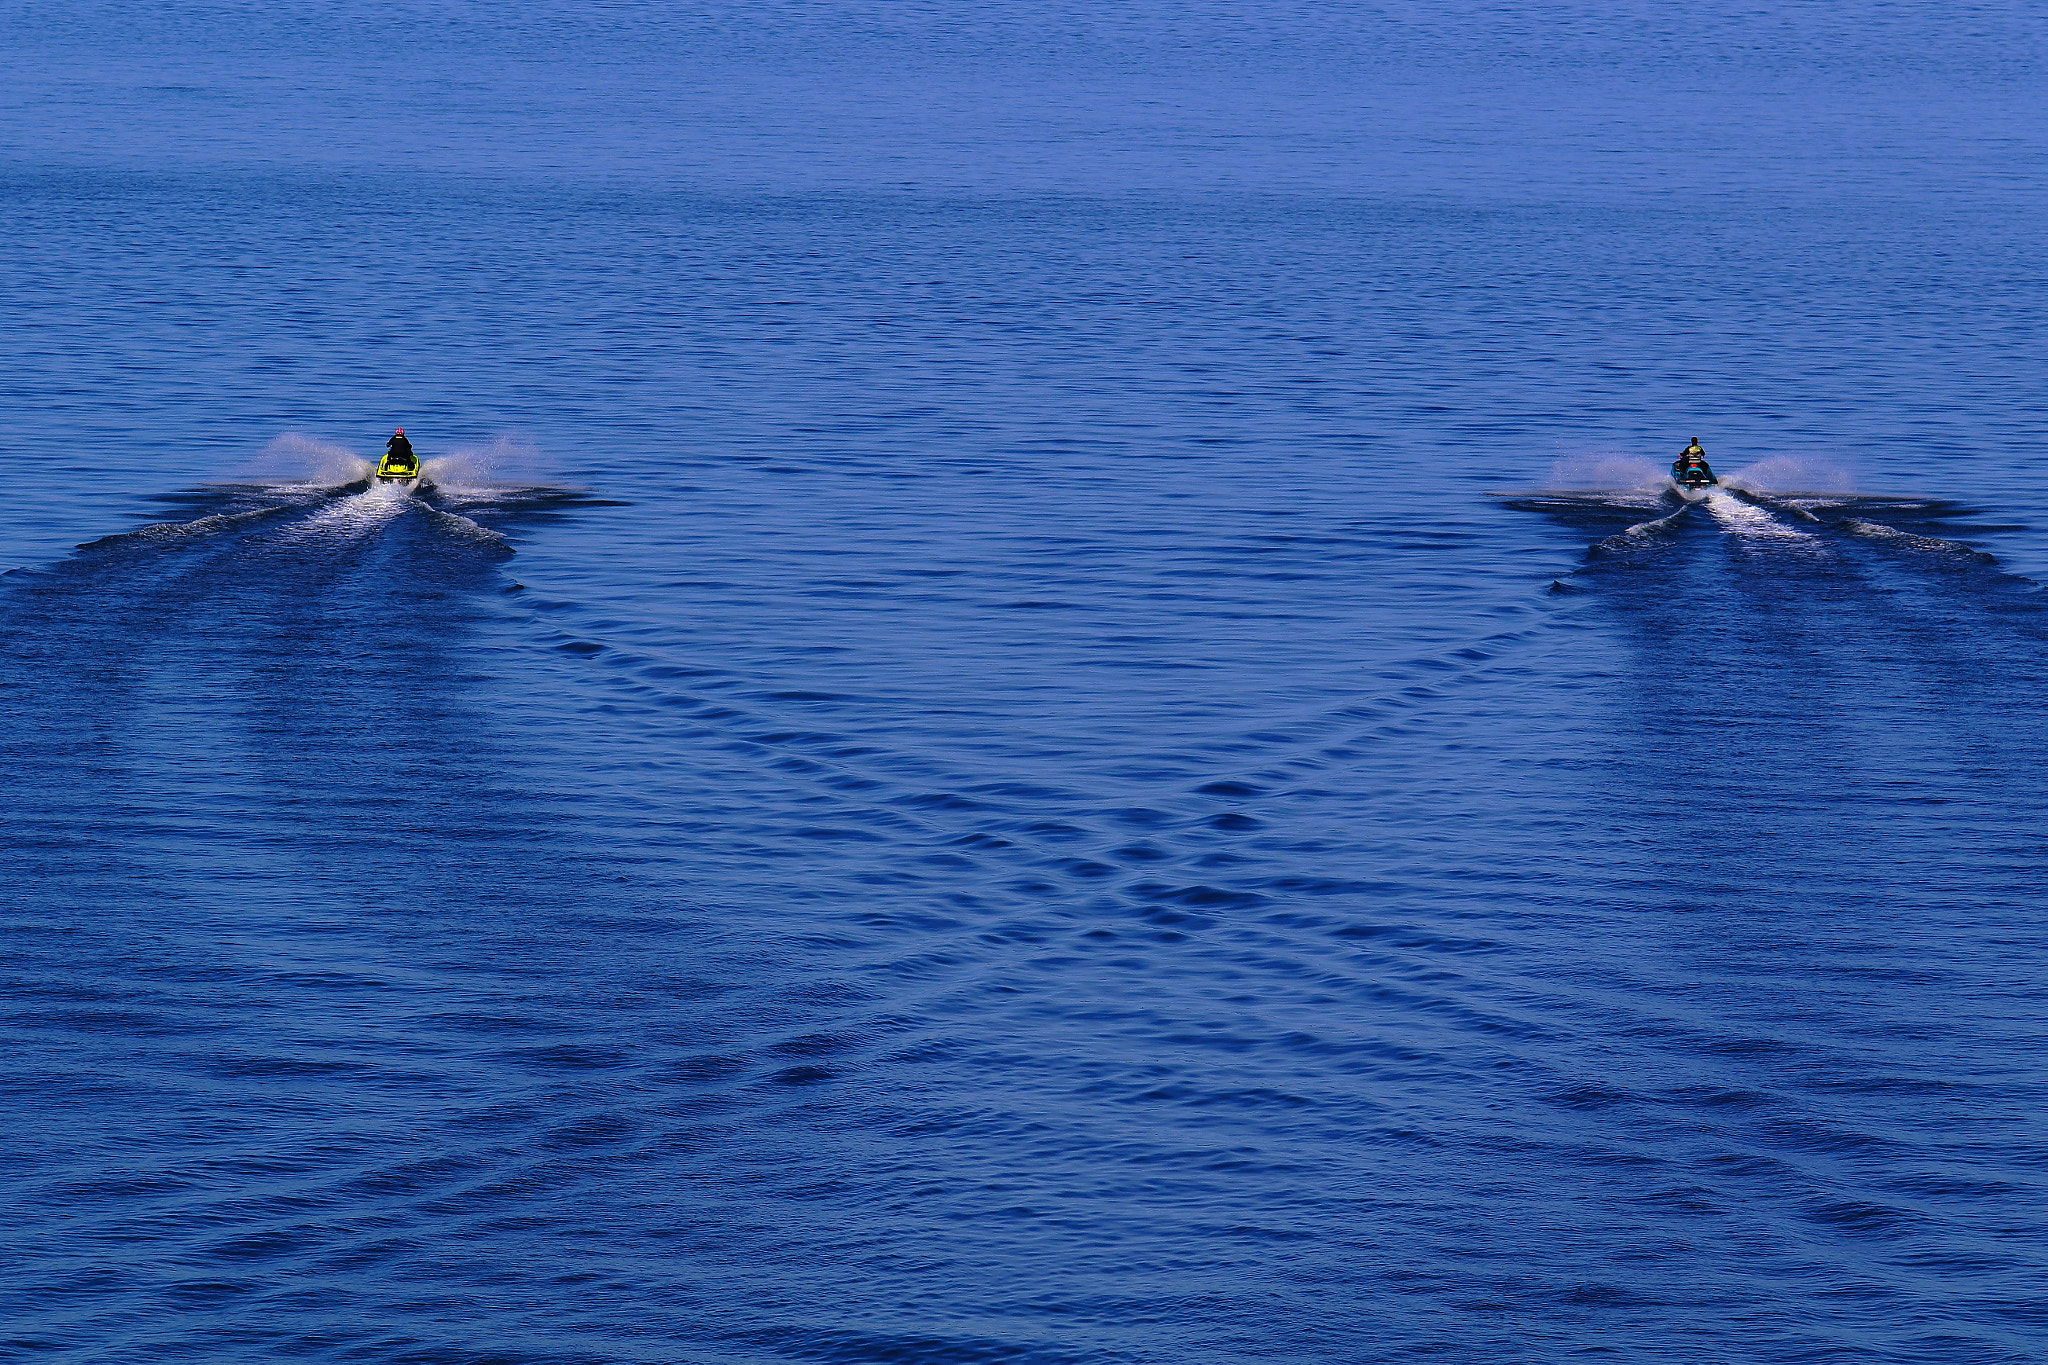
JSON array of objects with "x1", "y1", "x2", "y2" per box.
[{"x1": 395, "y1": 427, "x2": 405, "y2": 435}]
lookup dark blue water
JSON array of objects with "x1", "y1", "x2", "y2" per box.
[{"x1": 6, "y1": 5, "x2": 2048, "y2": 1362}]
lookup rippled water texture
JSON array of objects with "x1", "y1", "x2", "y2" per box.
[{"x1": 5, "y1": 4, "x2": 2048, "y2": 1363}]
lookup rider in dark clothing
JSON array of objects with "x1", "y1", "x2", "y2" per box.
[
  {"x1": 1672, "y1": 438, "x2": 1714, "y2": 484},
  {"x1": 382, "y1": 428, "x2": 418, "y2": 476}
]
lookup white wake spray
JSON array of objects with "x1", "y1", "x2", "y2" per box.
[
  {"x1": 242, "y1": 432, "x2": 375, "y2": 487},
  {"x1": 1720, "y1": 454, "x2": 1856, "y2": 496},
  {"x1": 425, "y1": 436, "x2": 550, "y2": 493},
  {"x1": 1704, "y1": 490, "x2": 1811, "y2": 539},
  {"x1": 1543, "y1": 451, "x2": 1668, "y2": 493}
]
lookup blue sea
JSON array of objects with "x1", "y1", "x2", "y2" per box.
[{"x1": 5, "y1": 4, "x2": 2048, "y2": 1362}]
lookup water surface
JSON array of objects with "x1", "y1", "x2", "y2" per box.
[{"x1": 4, "y1": 4, "x2": 2047, "y2": 1362}]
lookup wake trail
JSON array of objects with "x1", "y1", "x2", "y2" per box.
[
  {"x1": 1723, "y1": 488, "x2": 1825, "y2": 525},
  {"x1": 1731, "y1": 490, "x2": 2019, "y2": 571},
  {"x1": 74, "y1": 502, "x2": 308, "y2": 554},
  {"x1": 1588, "y1": 499, "x2": 1696, "y2": 557},
  {"x1": 1839, "y1": 518, "x2": 2004, "y2": 568},
  {"x1": 1703, "y1": 490, "x2": 1813, "y2": 540},
  {"x1": 275, "y1": 482, "x2": 415, "y2": 542},
  {"x1": 1518, "y1": 483, "x2": 2026, "y2": 585},
  {"x1": 0, "y1": 479, "x2": 541, "y2": 688}
]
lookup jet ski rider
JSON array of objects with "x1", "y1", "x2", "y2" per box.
[
  {"x1": 1672, "y1": 438, "x2": 1714, "y2": 485},
  {"x1": 381, "y1": 428, "x2": 419, "y2": 478}
]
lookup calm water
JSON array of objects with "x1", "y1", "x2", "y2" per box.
[{"x1": 5, "y1": 4, "x2": 2048, "y2": 1362}]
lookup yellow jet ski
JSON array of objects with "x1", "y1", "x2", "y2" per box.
[{"x1": 376, "y1": 428, "x2": 423, "y2": 484}]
